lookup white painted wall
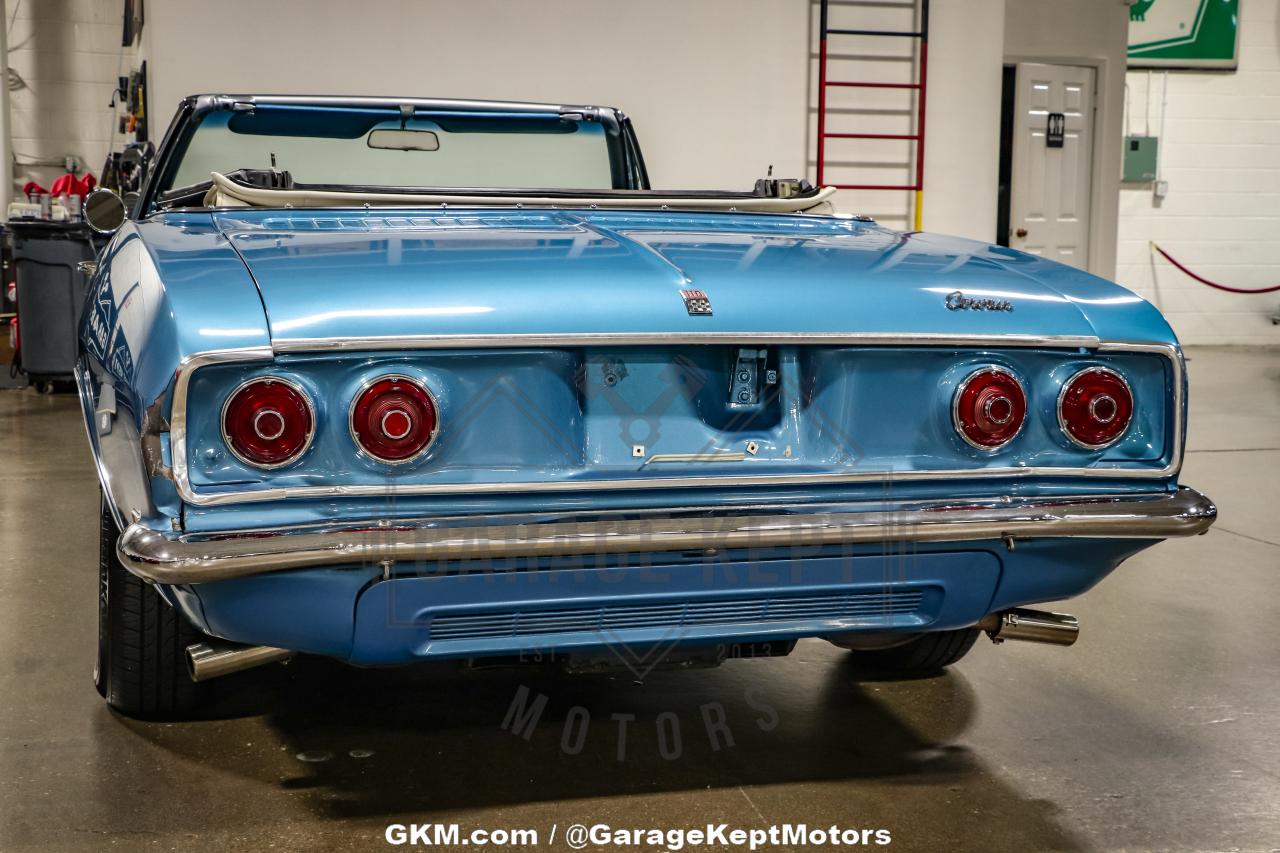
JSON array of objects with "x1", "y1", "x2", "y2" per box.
[
  {"x1": 810, "y1": 0, "x2": 1005, "y2": 239},
  {"x1": 143, "y1": 0, "x2": 1006, "y2": 242},
  {"x1": 1004, "y1": 0, "x2": 1130, "y2": 282},
  {"x1": 1116, "y1": 2, "x2": 1280, "y2": 346},
  {"x1": 143, "y1": 0, "x2": 812, "y2": 193},
  {"x1": 920, "y1": 0, "x2": 1005, "y2": 241},
  {"x1": 5, "y1": 0, "x2": 134, "y2": 192}
]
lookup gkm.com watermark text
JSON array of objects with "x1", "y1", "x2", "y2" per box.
[{"x1": 385, "y1": 822, "x2": 892, "y2": 849}]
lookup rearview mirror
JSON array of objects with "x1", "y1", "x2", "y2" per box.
[
  {"x1": 367, "y1": 129, "x2": 440, "y2": 152},
  {"x1": 84, "y1": 189, "x2": 127, "y2": 234}
]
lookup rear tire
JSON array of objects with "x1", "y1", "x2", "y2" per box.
[
  {"x1": 97, "y1": 494, "x2": 206, "y2": 718},
  {"x1": 837, "y1": 628, "x2": 980, "y2": 675}
]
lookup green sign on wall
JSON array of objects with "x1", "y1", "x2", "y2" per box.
[{"x1": 1128, "y1": 0, "x2": 1240, "y2": 69}]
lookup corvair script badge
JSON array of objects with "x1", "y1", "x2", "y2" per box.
[{"x1": 945, "y1": 290, "x2": 1014, "y2": 312}]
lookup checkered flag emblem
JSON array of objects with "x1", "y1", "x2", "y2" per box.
[{"x1": 680, "y1": 289, "x2": 713, "y2": 315}]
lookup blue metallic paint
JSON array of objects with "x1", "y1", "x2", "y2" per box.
[
  {"x1": 348, "y1": 550, "x2": 1002, "y2": 664},
  {"x1": 185, "y1": 567, "x2": 377, "y2": 658},
  {"x1": 178, "y1": 346, "x2": 1173, "y2": 503},
  {"x1": 80, "y1": 204, "x2": 1193, "y2": 663},
  {"x1": 165, "y1": 537, "x2": 1147, "y2": 664},
  {"x1": 211, "y1": 210, "x2": 1171, "y2": 345}
]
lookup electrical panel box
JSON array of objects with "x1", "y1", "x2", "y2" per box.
[{"x1": 1123, "y1": 135, "x2": 1159, "y2": 183}]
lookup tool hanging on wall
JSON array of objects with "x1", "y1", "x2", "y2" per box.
[{"x1": 110, "y1": 61, "x2": 148, "y2": 143}]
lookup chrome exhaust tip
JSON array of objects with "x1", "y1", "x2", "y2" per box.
[
  {"x1": 981, "y1": 608, "x2": 1079, "y2": 647},
  {"x1": 186, "y1": 641, "x2": 294, "y2": 682}
]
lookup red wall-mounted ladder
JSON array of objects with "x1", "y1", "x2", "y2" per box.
[{"x1": 816, "y1": 0, "x2": 930, "y2": 230}]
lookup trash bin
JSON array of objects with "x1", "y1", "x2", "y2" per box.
[{"x1": 7, "y1": 221, "x2": 105, "y2": 389}]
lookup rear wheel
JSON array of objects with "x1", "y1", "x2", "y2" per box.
[
  {"x1": 833, "y1": 628, "x2": 981, "y2": 675},
  {"x1": 97, "y1": 494, "x2": 207, "y2": 718}
]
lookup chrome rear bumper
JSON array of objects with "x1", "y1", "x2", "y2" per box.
[{"x1": 117, "y1": 487, "x2": 1216, "y2": 585}]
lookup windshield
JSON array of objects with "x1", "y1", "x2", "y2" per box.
[{"x1": 160, "y1": 104, "x2": 620, "y2": 194}]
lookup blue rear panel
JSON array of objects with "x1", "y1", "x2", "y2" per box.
[
  {"x1": 180, "y1": 346, "x2": 1175, "y2": 514},
  {"x1": 348, "y1": 550, "x2": 1001, "y2": 663},
  {"x1": 169, "y1": 537, "x2": 1153, "y2": 664}
]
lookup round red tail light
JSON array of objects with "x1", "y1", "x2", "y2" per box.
[
  {"x1": 1058, "y1": 367, "x2": 1133, "y2": 449},
  {"x1": 221, "y1": 377, "x2": 315, "y2": 468},
  {"x1": 349, "y1": 375, "x2": 439, "y2": 464},
  {"x1": 953, "y1": 367, "x2": 1027, "y2": 450}
]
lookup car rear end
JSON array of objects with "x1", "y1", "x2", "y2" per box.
[{"x1": 122, "y1": 328, "x2": 1212, "y2": 667}]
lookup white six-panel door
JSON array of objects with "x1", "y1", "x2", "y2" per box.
[{"x1": 1010, "y1": 63, "x2": 1096, "y2": 270}]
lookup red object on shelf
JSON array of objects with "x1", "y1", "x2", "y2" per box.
[
  {"x1": 22, "y1": 180, "x2": 48, "y2": 201},
  {"x1": 49, "y1": 172, "x2": 97, "y2": 201}
]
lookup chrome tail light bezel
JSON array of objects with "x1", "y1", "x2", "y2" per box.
[
  {"x1": 219, "y1": 375, "x2": 317, "y2": 470},
  {"x1": 952, "y1": 366, "x2": 1028, "y2": 452},
  {"x1": 1057, "y1": 366, "x2": 1134, "y2": 450},
  {"x1": 347, "y1": 373, "x2": 441, "y2": 465}
]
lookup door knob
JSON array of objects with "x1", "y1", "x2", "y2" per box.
[{"x1": 1015, "y1": 228, "x2": 1028, "y2": 238}]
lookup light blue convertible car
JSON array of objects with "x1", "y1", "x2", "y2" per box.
[{"x1": 78, "y1": 95, "x2": 1215, "y2": 718}]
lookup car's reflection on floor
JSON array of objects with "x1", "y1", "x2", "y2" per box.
[{"x1": 105, "y1": 641, "x2": 1086, "y2": 851}]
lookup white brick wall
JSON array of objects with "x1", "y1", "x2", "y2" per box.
[
  {"x1": 1117, "y1": 0, "x2": 1280, "y2": 346},
  {"x1": 5, "y1": 0, "x2": 134, "y2": 193}
]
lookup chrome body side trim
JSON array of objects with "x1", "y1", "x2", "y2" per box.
[
  {"x1": 117, "y1": 487, "x2": 1216, "y2": 584},
  {"x1": 75, "y1": 359, "x2": 157, "y2": 528},
  {"x1": 165, "y1": 338, "x2": 1184, "y2": 507},
  {"x1": 169, "y1": 346, "x2": 276, "y2": 506}
]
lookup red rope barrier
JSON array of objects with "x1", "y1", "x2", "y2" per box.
[{"x1": 1150, "y1": 242, "x2": 1280, "y2": 294}]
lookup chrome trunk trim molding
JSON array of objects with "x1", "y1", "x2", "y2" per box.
[
  {"x1": 165, "y1": 338, "x2": 1183, "y2": 507},
  {"x1": 271, "y1": 331, "x2": 1103, "y2": 353},
  {"x1": 118, "y1": 487, "x2": 1216, "y2": 584}
]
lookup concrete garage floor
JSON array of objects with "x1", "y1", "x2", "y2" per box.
[{"x1": 0, "y1": 347, "x2": 1277, "y2": 852}]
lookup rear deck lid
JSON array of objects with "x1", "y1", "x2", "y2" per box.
[{"x1": 212, "y1": 209, "x2": 1116, "y2": 345}]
